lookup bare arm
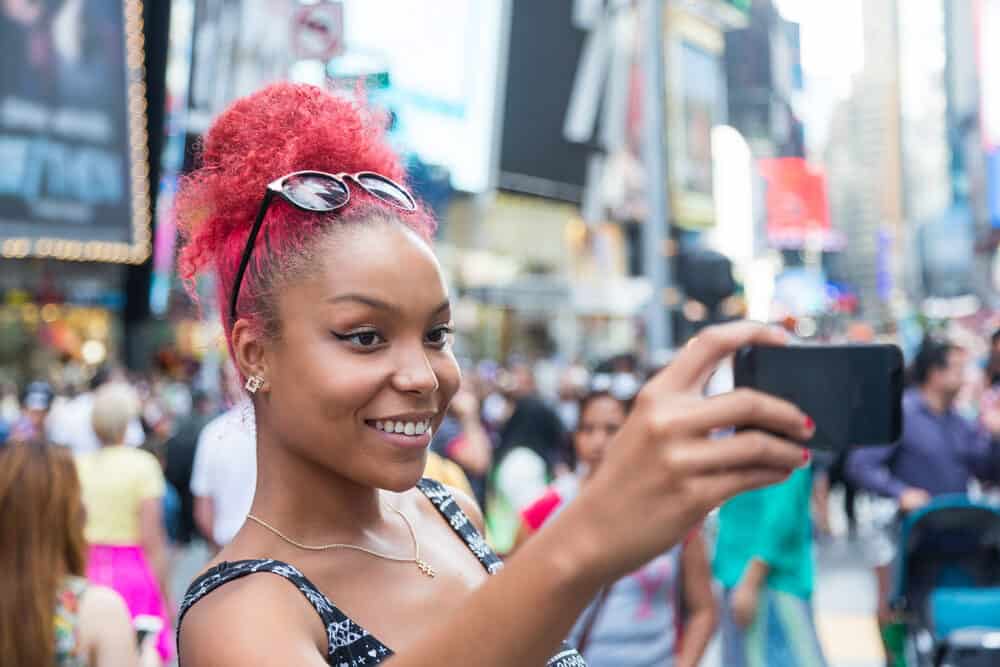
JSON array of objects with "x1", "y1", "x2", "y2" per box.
[
  {"x1": 79, "y1": 586, "x2": 139, "y2": 667},
  {"x1": 675, "y1": 533, "x2": 718, "y2": 667},
  {"x1": 138, "y1": 497, "x2": 171, "y2": 604}
]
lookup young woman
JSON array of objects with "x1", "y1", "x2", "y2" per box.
[
  {"x1": 516, "y1": 391, "x2": 718, "y2": 667},
  {"x1": 175, "y1": 82, "x2": 814, "y2": 666},
  {"x1": 0, "y1": 440, "x2": 138, "y2": 666},
  {"x1": 76, "y1": 382, "x2": 172, "y2": 663}
]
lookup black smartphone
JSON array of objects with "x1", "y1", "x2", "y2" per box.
[{"x1": 733, "y1": 343, "x2": 904, "y2": 451}]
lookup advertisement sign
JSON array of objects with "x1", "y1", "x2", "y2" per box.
[
  {"x1": 0, "y1": 0, "x2": 151, "y2": 263},
  {"x1": 667, "y1": 9, "x2": 726, "y2": 229},
  {"x1": 678, "y1": 41, "x2": 720, "y2": 198},
  {"x1": 758, "y1": 157, "x2": 835, "y2": 248},
  {"x1": 989, "y1": 149, "x2": 1000, "y2": 227}
]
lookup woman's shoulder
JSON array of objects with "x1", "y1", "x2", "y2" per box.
[
  {"x1": 179, "y1": 561, "x2": 327, "y2": 662},
  {"x1": 75, "y1": 583, "x2": 133, "y2": 648},
  {"x1": 78, "y1": 583, "x2": 129, "y2": 619}
]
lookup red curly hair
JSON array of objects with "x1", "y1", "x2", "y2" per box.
[{"x1": 176, "y1": 83, "x2": 437, "y2": 347}]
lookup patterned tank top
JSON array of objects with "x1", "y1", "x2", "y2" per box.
[
  {"x1": 54, "y1": 576, "x2": 89, "y2": 667},
  {"x1": 178, "y1": 479, "x2": 586, "y2": 666}
]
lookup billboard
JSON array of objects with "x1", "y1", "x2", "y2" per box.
[
  {"x1": 0, "y1": 0, "x2": 151, "y2": 263},
  {"x1": 758, "y1": 157, "x2": 836, "y2": 248},
  {"x1": 667, "y1": 9, "x2": 727, "y2": 229},
  {"x1": 499, "y1": 0, "x2": 590, "y2": 202}
]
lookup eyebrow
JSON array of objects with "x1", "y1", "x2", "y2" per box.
[{"x1": 326, "y1": 294, "x2": 451, "y2": 316}]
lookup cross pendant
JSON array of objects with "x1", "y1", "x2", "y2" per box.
[{"x1": 416, "y1": 559, "x2": 436, "y2": 578}]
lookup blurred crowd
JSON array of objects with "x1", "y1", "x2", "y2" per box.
[{"x1": 6, "y1": 321, "x2": 1000, "y2": 666}]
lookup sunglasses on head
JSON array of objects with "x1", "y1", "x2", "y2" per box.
[{"x1": 229, "y1": 170, "x2": 418, "y2": 323}]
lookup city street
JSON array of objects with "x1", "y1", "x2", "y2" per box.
[
  {"x1": 5, "y1": 0, "x2": 1000, "y2": 664},
  {"x1": 813, "y1": 536, "x2": 883, "y2": 667}
]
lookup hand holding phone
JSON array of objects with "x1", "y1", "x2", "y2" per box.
[{"x1": 733, "y1": 344, "x2": 904, "y2": 451}]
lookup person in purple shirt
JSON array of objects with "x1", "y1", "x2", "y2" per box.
[{"x1": 847, "y1": 337, "x2": 1000, "y2": 665}]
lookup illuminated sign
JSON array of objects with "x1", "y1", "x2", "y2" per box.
[
  {"x1": 758, "y1": 157, "x2": 836, "y2": 248},
  {"x1": 0, "y1": 0, "x2": 151, "y2": 263}
]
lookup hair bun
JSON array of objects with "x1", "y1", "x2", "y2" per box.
[{"x1": 174, "y1": 82, "x2": 436, "y2": 333}]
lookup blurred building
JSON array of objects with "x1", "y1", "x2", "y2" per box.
[
  {"x1": 822, "y1": 0, "x2": 994, "y2": 325},
  {"x1": 465, "y1": 0, "x2": 753, "y2": 360},
  {"x1": 823, "y1": 0, "x2": 906, "y2": 323}
]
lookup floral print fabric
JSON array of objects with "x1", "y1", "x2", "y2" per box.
[{"x1": 54, "y1": 576, "x2": 88, "y2": 667}]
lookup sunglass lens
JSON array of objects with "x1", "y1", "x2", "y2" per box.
[
  {"x1": 356, "y1": 173, "x2": 417, "y2": 211},
  {"x1": 282, "y1": 174, "x2": 349, "y2": 211}
]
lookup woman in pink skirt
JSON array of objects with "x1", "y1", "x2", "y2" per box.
[{"x1": 76, "y1": 381, "x2": 173, "y2": 663}]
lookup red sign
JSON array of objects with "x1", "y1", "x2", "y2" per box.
[
  {"x1": 292, "y1": 1, "x2": 345, "y2": 61},
  {"x1": 758, "y1": 157, "x2": 833, "y2": 248}
]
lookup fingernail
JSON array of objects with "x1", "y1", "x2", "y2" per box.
[
  {"x1": 802, "y1": 448, "x2": 811, "y2": 464},
  {"x1": 804, "y1": 416, "x2": 815, "y2": 432}
]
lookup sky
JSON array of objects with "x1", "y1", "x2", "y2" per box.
[
  {"x1": 773, "y1": 0, "x2": 865, "y2": 87},
  {"x1": 772, "y1": 0, "x2": 865, "y2": 155}
]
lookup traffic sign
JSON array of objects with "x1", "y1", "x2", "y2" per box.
[{"x1": 292, "y1": 1, "x2": 345, "y2": 61}]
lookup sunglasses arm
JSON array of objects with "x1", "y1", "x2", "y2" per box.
[{"x1": 229, "y1": 189, "x2": 276, "y2": 324}]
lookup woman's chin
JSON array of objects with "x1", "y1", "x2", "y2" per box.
[{"x1": 374, "y1": 459, "x2": 428, "y2": 493}]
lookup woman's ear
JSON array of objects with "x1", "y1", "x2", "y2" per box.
[{"x1": 231, "y1": 319, "x2": 270, "y2": 393}]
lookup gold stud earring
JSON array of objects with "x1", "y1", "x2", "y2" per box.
[{"x1": 244, "y1": 375, "x2": 264, "y2": 394}]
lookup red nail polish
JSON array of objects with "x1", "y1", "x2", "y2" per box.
[
  {"x1": 802, "y1": 449, "x2": 811, "y2": 463},
  {"x1": 804, "y1": 416, "x2": 815, "y2": 431}
]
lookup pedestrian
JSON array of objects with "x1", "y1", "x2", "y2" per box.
[
  {"x1": 0, "y1": 439, "x2": 139, "y2": 666},
  {"x1": 190, "y1": 406, "x2": 257, "y2": 552},
  {"x1": 713, "y1": 463, "x2": 829, "y2": 666},
  {"x1": 76, "y1": 382, "x2": 173, "y2": 664},
  {"x1": 978, "y1": 328, "x2": 1000, "y2": 424},
  {"x1": 486, "y1": 361, "x2": 567, "y2": 554},
  {"x1": 555, "y1": 364, "x2": 589, "y2": 432},
  {"x1": 516, "y1": 391, "x2": 718, "y2": 667},
  {"x1": 847, "y1": 336, "x2": 1000, "y2": 665},
  {"x1": 165, "y1": 389, "x2": 216, "y2": 547},
  {"x1": 8, "y1": 379, "x2": 55, "y2": 443},
  {"x1": 428, "y1": 380, "x2": 492, "y2": 506},
  {"x1": 49, "y1": 368, "x2": 145, "y2": 455},
  {"x1": 173, "y1": 82, "x2": 811, "y2": 666}
]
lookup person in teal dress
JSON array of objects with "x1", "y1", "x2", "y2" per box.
[{"x1": 713, "y1": 464, "x2": 829, "y2": 667}]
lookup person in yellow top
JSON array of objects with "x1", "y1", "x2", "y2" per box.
[
  {"x1": 76, "y1": 382, "x2": 172, "y2": 665},
  {"x1": 423, "y1": 451, "x2": 475, "y2": 499}
]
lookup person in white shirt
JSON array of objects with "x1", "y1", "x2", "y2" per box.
[
  {"x1": 48, "y1": 371, "x2": 145, "y2": 455},
  {"x1": 190, "y1": 406, "x2": 256, "y2": 550}
]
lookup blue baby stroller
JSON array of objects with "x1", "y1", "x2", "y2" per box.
[{"x1": 891, "y1": 495, "x2": 1000, "y2": 666}]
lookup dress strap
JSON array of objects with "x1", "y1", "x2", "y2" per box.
[
  {"x1": 416, "y1": 478, "x2": 504, "y2": 574},
  {"x1": 178, "y1": 559, "x2": 392, "y2": 666}
]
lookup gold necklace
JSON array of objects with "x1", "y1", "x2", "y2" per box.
[{"x1": 246, "y1": 506, "x2": 436, "y2": 578}]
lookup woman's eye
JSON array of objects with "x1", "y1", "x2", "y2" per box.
[
  {"x1": 426, "y1": 325, "x2": 455, "y2": 347},
  {"x1": 335, "y1": 330, "x2": 385, "y2": 348}
]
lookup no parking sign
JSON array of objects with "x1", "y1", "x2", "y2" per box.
[{"x1": 292, "y1": 1, "x2": 345, "y2": 61}]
